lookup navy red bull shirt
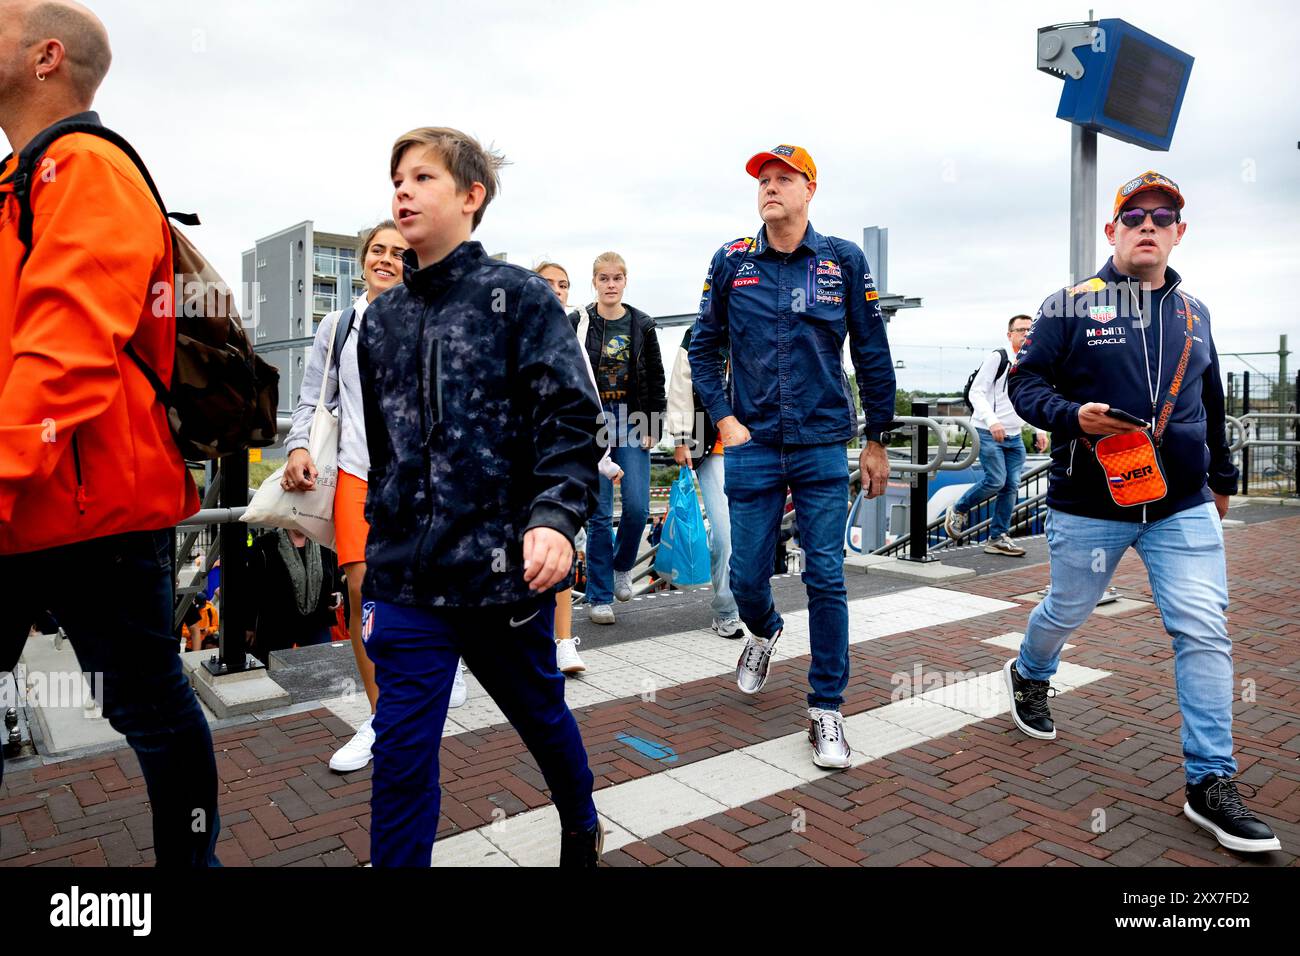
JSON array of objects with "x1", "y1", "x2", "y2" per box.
[{"x1": 688, "y1": 223, "x2": 896, "y2": 445}]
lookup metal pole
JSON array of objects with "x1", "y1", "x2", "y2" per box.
[
  {"x1": 1242, "y1": 371, "x2": 1251, "y2": 496},
  {"x1": 907, "y1": 401, "x2": 930, "y2": 562},
  {"x1": 1070, "y1": 125, "x2": 1098, "y2": 284},
  {"x1": 208, "y1": 451, "x2": 255, "y2": 675},
  {"x1": 1279, "y1": 334, "x2": 1289, "y2": 407}
]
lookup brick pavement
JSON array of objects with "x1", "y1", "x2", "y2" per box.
[{"x1": 2, "y1": 513, "x2": 1297, "y2": 867}]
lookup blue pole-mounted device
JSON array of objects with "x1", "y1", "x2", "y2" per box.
[
  {"x1": 1038, "y1": 18, "x2": 1194, "y2": 282},
  {"x1": 1039, "y1": 18, "x2": 1194, "y2": 151}
]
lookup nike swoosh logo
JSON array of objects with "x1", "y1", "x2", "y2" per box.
[{"x1": 509, "y1": 609, "x2": 541, "y2": 628}]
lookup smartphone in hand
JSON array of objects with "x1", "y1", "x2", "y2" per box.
[{"x1": 1104, "y1": 407, "x2": 1148, "y2": 428}]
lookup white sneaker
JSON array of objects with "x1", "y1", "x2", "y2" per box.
[
  {"x1": 984, "y1": 533, "x2": 1026, "y2": 557},
  {"x1": 449, "y1": 659, "x2": 468, "y2": 709},
  {"x1": 808, "y1": 708, "x2": 852, "y2": 769},
  {"x1": 736, "y1": 629, "x2": 780, "y2": 694},
  {"x1": 589, "y1": 604, "x2": 615, "y2": 625},
  {"x1": 329, "y1": 715, "x2": 375, "y2": 773},
  {"x1": 712, "y1": 617, "x2": 745, "y2": 639},
  {"x1": 555, "y1": 637, "x2": 586, "y2": 674},
  {"x1": 613, "y1": 571, "x2": 634, "y2": 602}
]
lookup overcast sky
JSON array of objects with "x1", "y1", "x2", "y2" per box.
[{"x1": 17, "y1": 0, "x2": 1298, "y2": 392}]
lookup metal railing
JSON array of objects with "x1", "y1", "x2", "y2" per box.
[
  {"x1": 184, "y1": 407, "x2": 1014, "y2": 622},
  {"x1": 573, "y1": 408, "x2": 986, "y2": 603},
  {"x1": 873, "y1": 460, "x2": 1051, "y2": 559},
  {"x1": 1225, "y1": 412, "x2": 1299, "y2": 496},
  {"x1": 184, "y1": 405, "x2": 1289, "y2": 625}
]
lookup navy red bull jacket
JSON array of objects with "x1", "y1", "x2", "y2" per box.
[
  {"x1": 1007, "y1": 257, "x2": 1238, "y2": 523},
  {"x1": 357, "y1": 241, "x2": 602, "y2": 608},
  {"x1": 688, "y1": 223, "x2": 896, "y2": 446}
]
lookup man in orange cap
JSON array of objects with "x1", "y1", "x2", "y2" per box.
[
  {"x1": 689, "y1": 144, "x2": 896, "y2": 770},
  {"x1": 1007, "y1": 171, "x2": 1281, "y2": 853}
]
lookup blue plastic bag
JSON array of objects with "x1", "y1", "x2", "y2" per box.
[{"x1": 654, "y1": 467, "x2": 712, "y2": 587}]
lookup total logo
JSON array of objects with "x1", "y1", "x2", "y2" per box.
[{"x1": 732, "y1": 260, "x2": 760, "y2": 286}]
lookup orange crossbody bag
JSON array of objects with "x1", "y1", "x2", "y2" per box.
[{"x1": 1084, "y1": 294, "x2": 1195, "y2": 508}]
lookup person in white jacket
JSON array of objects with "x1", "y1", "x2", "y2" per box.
[
  {"x1": 943, "y1": 315, "x2": 1049, "y2": 555},
  {"x1": 666, "y1": 327, "x2": 744, "y2": 638},
  {"x1": 282, "y1": 221, "x2": 471, "y2": 775},
  {"x1": 535, "y1": 262, "x2": 623, "y2": 675}
]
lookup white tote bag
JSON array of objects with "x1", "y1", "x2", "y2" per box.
[{"x1": 242, "y1": 312, "x2": 342, "y2": 550}]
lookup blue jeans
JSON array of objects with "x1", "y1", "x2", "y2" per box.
[
  {"x1": 1017, "y1": 503, "x2": 1236, "y2": 784},
  {"x1": 724, "y1": 441, "x2": 850, "y2": 710},
  {"x1": 365, "y1": 596, "x2": 597, "y2": 866},
  {"x1": 695, "y1": 453, "x2": 737, "y2": 619},
  {"x1": 585, "y1": 407, "x2": 651, "y2": 606},
  {"x1": 955, "y1": 427, "x2": 1026, "y2": 539},
  {"x1": 0, "y1": 529, "x2": 221, "y2": 866}
]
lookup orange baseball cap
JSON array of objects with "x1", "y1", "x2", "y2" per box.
[
  {"x1": 1112, "y1": 170, "x2": 1185, "y2": 219},
  {"x1": 745, "y1": 144, "x2": 817, "y2": 183}
]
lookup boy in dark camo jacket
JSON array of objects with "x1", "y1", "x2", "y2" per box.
[{"x1": 357, "y1": 127, "x2": 605, "y2": 867}]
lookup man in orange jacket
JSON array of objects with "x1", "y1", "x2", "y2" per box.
[{"x1": 0, "y1": 0, "x2": 220, "y2": 866}]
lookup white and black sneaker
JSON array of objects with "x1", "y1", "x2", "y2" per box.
[
  {"x1": 712, "y1": 617, "x2": 744, "y2": 639},
  {"x1": 736, "y1": 629, "x2": 780, "y2": 695},
  {"x1": 943, "y1": 507, "x2": 970, "y2": 542},
  {"x1": 1003, "y1": 659, "x2": 1056, "y2": 739},
  {"x1": 1183, "y1": 776, "x2": 1281, "y2": 853}
]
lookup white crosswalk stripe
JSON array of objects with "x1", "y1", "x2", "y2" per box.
[
  {"x1": 428, "y1": 660, "x2": 1111, "y2": 866},
  {"x1": 322, "y1": 586, "x2": 1018, "y2": 736}
]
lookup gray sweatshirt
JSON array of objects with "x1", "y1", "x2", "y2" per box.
[{"x1": 285, "y1": 294, "x2": 371, "y2": 479}]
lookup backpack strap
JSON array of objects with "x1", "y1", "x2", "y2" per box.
[
  {"x1": 1, "y1": 119, "x2": 199, "y2": 264},
  {"x1": 330, "y1": 306, "x2": 357, "y2": 373},
  {"x1": 991, "y1": 347, "x2": 1011, "y2": 385},
  {"x1": 3, "y1": 119, "x2": 203, "y2": 408}
]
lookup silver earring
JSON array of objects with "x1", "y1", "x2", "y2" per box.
[{"x1": 36, "y1": 72, "x2": 46, "y2": 81}]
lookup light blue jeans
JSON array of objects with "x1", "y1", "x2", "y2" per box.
[
  {"x1": 954, "y1": 427, "x2": 1026, "y2": 539},
  {"x1": 695, "y1": 452, "x2": 737, "y2": 620},
  {"x1": 1017, "y1": 502, "x2": 1236, "y2": 784},
  {"x1": 585, "y1": 407, "x2": 651, "y2": 606}
]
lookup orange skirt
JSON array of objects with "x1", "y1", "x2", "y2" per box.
[{"x1": 334, "y1": 468, "x2": 371, "y2": 567}]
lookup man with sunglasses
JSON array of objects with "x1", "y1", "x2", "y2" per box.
[{"x1": 1006, "y1": 171, "x2": 1281, "y2": 853}]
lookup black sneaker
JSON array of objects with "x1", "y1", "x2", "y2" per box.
[
  {"x1": 559, "y1": 820, "x2": 605, "y2": 867},
  {"x1": 1183, "y1": 776, "x2": 1282, "y2": 853},
  {"x1": 1003, "y1": 659, "x2": 1056, "y2": 740}
]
